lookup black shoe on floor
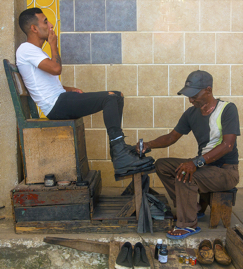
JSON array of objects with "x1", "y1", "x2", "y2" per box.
[
  {"x1": 115, "y1": 242, "x2": 133, "y2": 269},
  {"x1": 133, "y1": 242, "x2": 151, "y2": 269}
]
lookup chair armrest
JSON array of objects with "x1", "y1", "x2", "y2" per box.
[{"x1": 25, "y1": 118, "x2": 76, "y2": 128}]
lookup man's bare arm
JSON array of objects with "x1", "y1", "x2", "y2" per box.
[
  {"x1": 203, "y1": 134, "x2": 236, "y2": 164},
  {"x1": 137, "y1": 129, "x2": 183, "y2": 153},
  {"x1": 148, "y1": 129, "x2": 183, "y2": 149},
  {"x1": 38, "y1": 29, "x2": 62, "y2": 75}
]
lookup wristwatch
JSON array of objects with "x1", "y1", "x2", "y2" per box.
[{"x1": 192, "y1": 156, "x2": 206, "y2": 168}]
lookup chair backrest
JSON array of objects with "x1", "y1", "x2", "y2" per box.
[{"x1": 3, "y1": 59, "x2": 39, "y2": 125}]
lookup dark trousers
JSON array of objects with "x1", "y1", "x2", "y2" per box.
[
  {"x1": 47, "y1": 91, "x2": 124, "y2": 140},
  {"x1": 155, "y1": 158, "x2": 239, "y2": 228}
]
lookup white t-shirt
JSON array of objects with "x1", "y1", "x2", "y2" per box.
[{"x1": 16, "y1": 42, "x2": 65, "y2": 116}]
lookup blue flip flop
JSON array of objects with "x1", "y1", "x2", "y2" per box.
[{"x1": 166, "y1": 226, "x2": 201, "y2": 240}]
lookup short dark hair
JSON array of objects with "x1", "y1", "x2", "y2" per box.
[{"x1": 19, "y1": 8, "x2": 43, "y2": 35}]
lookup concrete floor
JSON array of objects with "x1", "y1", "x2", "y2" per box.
[{"x1": 0, "y1": 187, "x2": 242, "y2": 268}]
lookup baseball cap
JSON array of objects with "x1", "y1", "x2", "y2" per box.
[{"x1": 177, "y1": 70, "x2": 213, "y2": 97}]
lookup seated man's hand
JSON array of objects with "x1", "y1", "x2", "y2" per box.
[
  {"x1": 48, "y1": 28, "x2": 58, "y2": 48},
  {"x1": 63, "y1": 86, "x2": 84, "y2": 93},
  {"x1": 175, "y1": 161, "x2": 197, "y2": 183},
  {"x1": 71, "y1": 88, "x2": 83, "y2": 94}
]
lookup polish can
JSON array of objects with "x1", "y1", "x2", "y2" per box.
[{"x1": 44, "y1": 174, "x2": 56, "y2": 187}]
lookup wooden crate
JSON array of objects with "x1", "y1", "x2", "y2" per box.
[
  {"x1": 226, "y1": 225, "x2": 243, "y2": 269},
  {"x1": 11, "y1": 170, "x2": 101, "y2": 229}
]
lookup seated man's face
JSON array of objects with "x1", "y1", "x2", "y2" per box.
[
  {"x1": 189, "y1": 89, "x2": 208, "y2": 108},
  {"x1": 35, "y1": 13, "x2": 53, "y2": 41}
]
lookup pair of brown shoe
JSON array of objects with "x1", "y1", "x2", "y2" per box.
[{"x1": 196, "y1": 239, "x2": 231, "y2": 265}]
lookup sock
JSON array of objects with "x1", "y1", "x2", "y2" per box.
[{"x1": 110, "y1": 136, "x2": 123, "y2": 141}]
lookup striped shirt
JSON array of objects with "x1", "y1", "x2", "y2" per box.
[{"x1": 174, "y1": 100, "x2": 240, "y2": 165}]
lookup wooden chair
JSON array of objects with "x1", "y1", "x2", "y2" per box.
[
  {"x1": 3, "y1": 59, "x2": 89, "y2": 184},
  {"x1": 199, "y1": 188, "x2": 237, "y2": 228}
]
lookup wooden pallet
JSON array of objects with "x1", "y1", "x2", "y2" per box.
[
  {"x1": 12, "y1": 167, "x2": 172, "y2": 234},
  {"x1": 14, "y1": 194, "x2": 172, "y2": 234}
]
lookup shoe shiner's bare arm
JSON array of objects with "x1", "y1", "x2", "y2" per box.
[{"x1": 136, "y1": 129, "x2": 182, "y2": 153}]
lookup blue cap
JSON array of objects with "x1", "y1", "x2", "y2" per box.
[{"x1": 177, "y1": 70, "x2": 213, "y2": 97}]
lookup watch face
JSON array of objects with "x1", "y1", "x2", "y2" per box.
[{"x1": 197, "y1": 160, "x2": 204, "y2": 167}]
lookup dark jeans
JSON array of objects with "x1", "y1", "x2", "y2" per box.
[{"x1": 47, "y1": 91, "x2": 124, "y2": 140}]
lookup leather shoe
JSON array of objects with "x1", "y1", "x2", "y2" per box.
[
  {"x1": 196, "y1": 239, "x2": 214, "y2": 264},
  {"x1": 213, "y1": 239, "x2": 231, "y2": 265}
]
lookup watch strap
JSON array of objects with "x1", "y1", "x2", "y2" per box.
[{"x1": 192, "y1": 156, "x2": 206, "y2": 168}]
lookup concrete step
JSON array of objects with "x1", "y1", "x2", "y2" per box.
[{"x1": 0, "y1": 187, "x2": 242, "y2": 268}]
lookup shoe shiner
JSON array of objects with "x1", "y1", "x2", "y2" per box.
[
  {"x1": 16, "y1": 8, "x2": 154, "y2": 177},
  {"x1": 137, "y1": 70, "x2": 240, "y2": 239}
]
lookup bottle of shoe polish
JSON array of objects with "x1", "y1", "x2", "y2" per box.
[
  {"x1": 158, "y1": 244, "x2": 168, "y2": 264},
  {"x1": 154, "y1": 239, "x2": 163, "y2": 259}
]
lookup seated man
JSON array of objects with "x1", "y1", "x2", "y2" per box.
[
  {"x1": 137, "y1": 70, "x2": 240, "y2": 239},
  {"x1": 16, "y1": 8, "x2": 153, "y2": 176}
]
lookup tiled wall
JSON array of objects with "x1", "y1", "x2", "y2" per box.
[{"x1": 60, "y1": 0, "x2": 243, "y2": 188}]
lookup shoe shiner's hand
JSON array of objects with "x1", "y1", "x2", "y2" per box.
[
  {"x1": 136, "y1": 141, "x2": 150, "y2": 154},
  {"x1": 175, "y1": 161, "x2": 196, "y2": 183}
]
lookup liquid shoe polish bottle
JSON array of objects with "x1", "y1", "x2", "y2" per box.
[
  {"x1": 158, "y1": 244, "x2": 168, "y2": 264},
  {"x1": 154, "y1": 239, "x2": 163, "y2": 260}
]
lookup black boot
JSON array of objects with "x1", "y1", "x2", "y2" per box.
[
  {"x1": 110, "y1": 137, "x2": 154, "y2": 174},
  {"x1": 109, "y1": 136, "x2": 151, "y2": 161},
  {"x1": 110, "y1": 142, "x2": 144, "y2": 161},
  {"x1": 114, "y1": 162, "x2": 155, "y2": 180}
]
